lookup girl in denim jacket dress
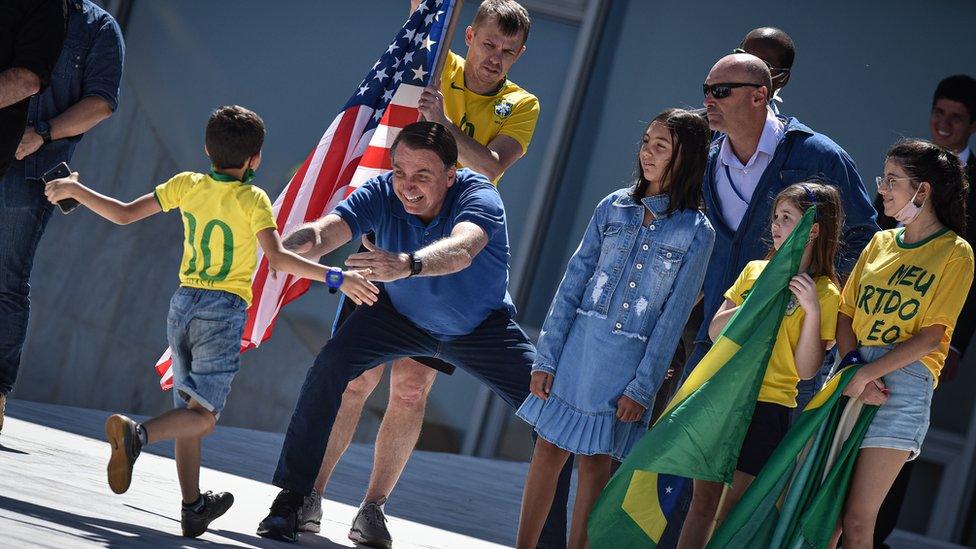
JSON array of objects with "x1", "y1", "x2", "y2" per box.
[{"x1": 515, "y1": 109, "x2": 715, "y2": 549}]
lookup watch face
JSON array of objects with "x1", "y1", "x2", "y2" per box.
[{"x1": 327, "y1": 271, "x2": 343, "y2": 286}]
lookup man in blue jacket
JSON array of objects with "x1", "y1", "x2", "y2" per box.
[{"x1": 687, "y1": 53, "x2": 878, "y2": 375}]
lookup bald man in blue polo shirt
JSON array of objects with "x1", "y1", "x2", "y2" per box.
[{"x1": 257, "y1": 121, "x2": 562, "y2": 543}]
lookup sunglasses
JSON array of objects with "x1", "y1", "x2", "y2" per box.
[{"x1": 702, "y1": 82, "x2": 764, "y2": 99}]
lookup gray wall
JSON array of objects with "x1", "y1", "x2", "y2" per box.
[
  {"x1": 521, "y1": 0, "x2": 976, "y2": 327},
  {"x1": 17, "y1": 0, "x2": 578, "y2": 443}
]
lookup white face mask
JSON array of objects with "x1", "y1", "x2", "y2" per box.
[{"x1": 893, "y1": 185, "x2": 926, "y2": 224}]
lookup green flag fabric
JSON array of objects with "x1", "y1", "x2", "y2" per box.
[
  {"x1": 707, "y1": 362, "x2": 879, "y2": 549},
  {"x1": 588, "y1": 208, "x2": 815, "y2": 548}
]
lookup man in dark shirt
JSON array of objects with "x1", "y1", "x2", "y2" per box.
[
  {"x1": 0, "y1": 0, "x2": 123, "y2": 435},
  {"x1": 0, "y1": 0, "x2": 67, "y2": 177}
]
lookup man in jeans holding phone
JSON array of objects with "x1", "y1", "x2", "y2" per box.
[{"x1": 0, "y1": 0, "x2": 123, "y2": 433}]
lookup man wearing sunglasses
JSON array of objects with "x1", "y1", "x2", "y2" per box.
[
  {"x1": 735, "y1": 27, "x2": 794, "y2": 115},
  {"x1": 683, "y1": 53, "x2": 878, "y2": 385}
]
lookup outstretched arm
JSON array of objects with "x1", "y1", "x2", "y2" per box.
[
  {"x1": 344, "y1": 221, "x2": 489, "y2": 282},
  {"x1": 281, "y1": 214, "x2": 355, "y2": 260},
  {"x1": 44, "y1": 173, "x2": 160, "y2": 224},
  {"x1": 258, "y1": 228, "x2": 379, "y2": 306}
]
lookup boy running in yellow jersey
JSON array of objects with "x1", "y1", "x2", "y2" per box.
[
  {"x1": 299, "y1": 2, "x2": 553, "y2": 548},
  {"x1": 43, "y1": 105, "x2": 378, "y2": 539}
]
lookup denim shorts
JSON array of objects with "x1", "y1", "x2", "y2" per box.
[
  {"x1": 167, "y1": 287, "x2": 246, "y2": 416},
  {"x1": 858, "y1": 345, "x2": 934, "y2": 460}
]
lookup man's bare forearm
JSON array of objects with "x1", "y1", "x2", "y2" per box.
[
  {"x1": 414, "y1": 225, "x2": 488, "y2": 276},
  {"x1": 0, "y1": 68, "x2": 41, "y2": 109},
  {"x1": 49, "y1": 96, "x2": 113, "y2": 139},
  {"x1": 282, "y1": 214, "x2": 352, "y2": 258},
  {"x1": 444, "y1": 123, "x2": 505, "y2": 181}
]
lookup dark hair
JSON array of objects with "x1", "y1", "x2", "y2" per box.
[
  {"x1": 886, "y1": 138, "x2": 968, "y2": 236},
  {"x1": 390, "y1": 121, "x2": 458, "y2": 167},
  {"x1": 932, "y1": 74, "x2": 976, "y2": 122},
  {"x1": 767, "y1": 182, "x2": 843, "y2": 284},
  {"x1": 205, "y1": 106, "x2": 265, "y2": 169},
  {"x1": 630, "y1": 108, "x2": 709, "y2": 212},
  {"x1": 741, "y1": 27, "x2": 795, "y2": 69},
  {"x1": 473, "y1": 0, "x2": 531, "y2": 45}
]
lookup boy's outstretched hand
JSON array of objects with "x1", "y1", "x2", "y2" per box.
[
  {"x1": 340, "y1": 269, "x2": 381, "y2": 306},
  {"x1": 44, "y1": 172, "x2": 82, "y2": 204}
]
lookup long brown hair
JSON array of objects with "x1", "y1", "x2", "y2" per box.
[
  {"x1": 630, "y1": 108, "x2": 710, "y2": 212},
  {"x1": 766, "y1": 182, "x2": 843, "y2": 284},
  {"x1": 886, "y1": 138, "x2": 968, "y2": 236}
]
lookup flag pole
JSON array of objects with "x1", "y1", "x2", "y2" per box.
[{"x1": 430, "y1": 0, "x2": 465, "y2": 86}]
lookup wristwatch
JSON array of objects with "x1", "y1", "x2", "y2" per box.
[
  {"x1": 325, "y1": 267, "x2": 344, "y2": 294},
  {"x1": 35, "y1": 120, "x2": 53, "y2": 144},
  {"x1": 408, "y1": 253, "x2": 423, "y2": 277}
]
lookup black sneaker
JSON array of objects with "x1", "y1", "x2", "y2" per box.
[
  {"x1": 105, "y1": 414, "x2": 142, "y2": 494},
  {"x1": 348, "y1": 501, "x2": 392, "y2": 549},
  {"x1": 181, "y1": 491, "x2": 234, "y2": 538},
  {"x1": 257, "y1": 489, "x2": 304, "y2": 542}
]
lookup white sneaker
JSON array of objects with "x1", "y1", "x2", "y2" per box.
[{"x1": 299, "y1": 489, "x2": 322, "y2": 533}]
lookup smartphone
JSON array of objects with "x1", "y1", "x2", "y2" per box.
[{"x1": 41, "y1": 162, "x2": 79, "y2": 214}]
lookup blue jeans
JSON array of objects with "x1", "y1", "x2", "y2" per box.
[
  {"x1": 167, "y1": 287, "x2": 247, "y2": 416},
  {"x1": 0, "y1": 176, "x2": 54, "y2": 396},
  {"x1": 272, "y1": 291, "x2": 571, "y2": 545}
]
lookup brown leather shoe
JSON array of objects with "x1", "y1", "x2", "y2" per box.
[
  {"x1": 0, "y1": 393, "x2": 5, "y2": 435},
  {"x1": 105, "y1": 414, "x2": 142, "y2": 494}
]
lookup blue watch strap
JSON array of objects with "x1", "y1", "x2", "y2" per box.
[{"x1": 326, "y1": 267, "x2": 344, "y2": 290}]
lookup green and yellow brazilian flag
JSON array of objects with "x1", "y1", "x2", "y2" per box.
[
  {"x1": 706, "y1": 363, "x2": 878, "y2": 549},
  {"x1": 588, "y1": 208, "x2": 815, "y2": 548}
]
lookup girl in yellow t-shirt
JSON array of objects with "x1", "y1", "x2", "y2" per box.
[
  {"x1": 832, "y1": 139, "x2": 974, "y2": 548},
  {"x1": 678, "y1": 183, "x2": 842, "y2": 549}
]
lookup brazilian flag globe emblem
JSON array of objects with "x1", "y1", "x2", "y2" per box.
[{"x1": 588, "y1": 207, "x2": 816, "y2": 548}]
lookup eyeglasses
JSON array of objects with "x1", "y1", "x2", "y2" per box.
[
  {"x1": 702, "y1": 82, "x2": 764, "y2": 99},
  {"x1": 731, "y1": 48, "x2": 792, "y2": 79},
  {"x1": 875, "y1": 175, "x2": 914, "y2": 193}
]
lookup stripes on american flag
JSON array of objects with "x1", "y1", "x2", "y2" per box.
[{"x1": 155, "y1": 0, "x2": 457, "y2": 389}]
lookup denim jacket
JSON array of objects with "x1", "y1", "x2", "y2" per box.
[
  {"x1": 533, "y1": 189, "x2": 715, "y2": 408},
  {"x1": 17, "y1": 0, "x2": 124, "y2": 180},
  {"x1": 696, "y1": 116, "x2": 879, "y2": 343}
]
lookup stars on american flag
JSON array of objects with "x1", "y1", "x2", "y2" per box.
[
  {"x1": 411, "y1": 65, "x2": 428, "y2": 82},
  {"x1": 373, "y1": 68, "x2": 390, "y2": 83},
  {"x1": 343, "y1": 0, "x2": 451, "y2": 132}
]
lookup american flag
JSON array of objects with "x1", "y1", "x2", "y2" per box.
[{"x1": 155, "y1": 0, "x2": 459, "y2": 389}]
